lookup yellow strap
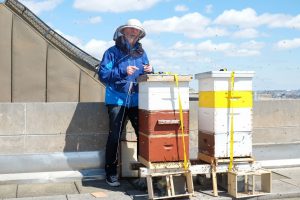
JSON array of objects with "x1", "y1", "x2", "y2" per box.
[
  {"x1": 228, "y1": 72, "x2": 235, "y2": 171},
  {"x1": 174, "y1": 74, "x2": 189, "y2": 170}
]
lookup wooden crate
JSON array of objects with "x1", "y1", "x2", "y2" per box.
[
  {"x1": 198, "y1": 152, "x2": 255, "y2": 197},
  {"x1": 228, "y1": 169, "x2": 272, "y2": 198},
  {"x1": 146, "y1": 170, "x2": 194, "y2": 200}
]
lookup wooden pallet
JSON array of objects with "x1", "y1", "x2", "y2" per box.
[
  {"x1": 138, "y1": 156, "x2": 187, "y2": 170},
  {"x1": 198, "y1": 153, "x2": 255, "y2": 165},
  {"x1": 198, "y1": 153, "x2": 255, "y2": 197}
]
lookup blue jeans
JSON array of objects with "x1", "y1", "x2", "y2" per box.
[{"x1": 105, "y1": 105, "x2": 139, "y2": 177}]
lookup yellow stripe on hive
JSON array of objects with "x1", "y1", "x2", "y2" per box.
[{"x1": 199, "y1": 91, "x2": 253, "y2": 108}]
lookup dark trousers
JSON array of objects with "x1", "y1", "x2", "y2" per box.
[{"x1": 105, "y1": 105, "x2": 139, "y2": 177}]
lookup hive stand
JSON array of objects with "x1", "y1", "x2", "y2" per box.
[
  {"x1": 228, "y1": 169, "x2": 272, "y2": 198},
  {"x1": 139, "y1": 156, "x2": 194, "y2": 200},
  {"x1": 198, "y1": 152, "x2": 255, "y2": 197}
]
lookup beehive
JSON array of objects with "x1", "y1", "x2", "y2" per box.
[
  {"x1": 195, "y1": 71, "x2": 255, "y2": 158},
  {"x1": 138, "y1": 74, "x2": 192, "y2": 162}
]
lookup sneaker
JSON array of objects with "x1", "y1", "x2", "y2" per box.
[{"x1": 106, "y1": 175, "x2": 120, "y2": 187}]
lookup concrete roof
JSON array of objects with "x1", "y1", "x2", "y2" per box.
[{"x1": 1, "y1": 167, "x2": 300, "y2": 199}]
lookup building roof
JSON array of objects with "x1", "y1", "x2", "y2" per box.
[{"x1": 4, "y1": 0, "x2": 100, "y2": 72}]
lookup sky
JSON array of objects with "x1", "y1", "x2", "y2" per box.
[{"x1": 2, "y1": 0, "x2": 300, "y2": 91}]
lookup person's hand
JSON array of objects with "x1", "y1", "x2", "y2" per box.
[
  {"x1": 127, "y1": 66, "x2": 139, "y2": 75},
  {"x1": 143, "y1": 64, "x2": 153, "y2": 73}
]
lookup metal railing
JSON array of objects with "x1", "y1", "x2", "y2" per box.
[{"x1": 4, "y1": 0, "x2": 100, "y2": 71}]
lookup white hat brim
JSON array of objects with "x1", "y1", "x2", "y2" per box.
[{"x1": 116, "y1": 25, "x2": 146, "y2": 40}]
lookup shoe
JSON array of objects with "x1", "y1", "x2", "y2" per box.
[{"x1": 106, "y1": 175, "x2": 120, "y2": 187}]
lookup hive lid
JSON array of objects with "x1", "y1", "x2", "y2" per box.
[
  {"x1": 138, "y1": 74, "x2": 193, "y2": 82},
  {"x1": 195, "y1": 71, "x2": 255, "y2": 79}
]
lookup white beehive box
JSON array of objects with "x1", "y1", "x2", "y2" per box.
[
  {"x1": 196, "y1": 71, "x2": 255, "y2": 158},
  {"x1": 138, "y1": 75, "x2": 192, "y2": 111},
  {"x1": 195, "y1": 71, "x2": 254, "y2": 91},
  {"x1": 198, "y1": 107, "x2": 252, "y2": 133},
  {"x1": 199, "y1": 131, "x2": 252, "y2": 157}
]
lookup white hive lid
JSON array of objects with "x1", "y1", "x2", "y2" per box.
[
  {"x1": 138, "y1": 74, "x2": 193, "y2": 82},
  {"x1": 195, "y1": 71, "x2": 255, "y2": 79}
]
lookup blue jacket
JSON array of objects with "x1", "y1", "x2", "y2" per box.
[{"x1": 98, "y1": 38, "x2": 149, "y2": 107}]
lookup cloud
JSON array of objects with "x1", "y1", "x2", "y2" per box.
[
  {"x1": 214, "y1": 8, "x2": 260, "y2": 28},
  {"x1": 232, "y1": 28, "x2": 259, "y2": 38},
  {"x1": 19, "y1": 0, "x2": 63, "y2": 14},
  {"x1": 215, "y1": 8, "x2": 300, "y2": 29},
  {"x1": 88, "y1": 16, "x2": 102, "y2": 24},
  {"x1": 240, "y1": 40, "x2": 265, "y2": 50},
  {"x1": 54, "y1": 29, "x2": 114, "y2": 59},
  {"x1": 74, "y1": 16, "x2": 102, "y2": 25},
  {"x1": 141, "y1": 9, "x2": 298, "y2": 40},
  {"x1": 262, "y1": 13, "x2": 300, "y2": 29},
  {"x1": 55, "y1": 29, "x2": 83, "y2": 48},
  {"x1": 143, "y1": 38, "x2": 263, "y2": 66},
  {"x1": 276, "y1": 38, "x2": 300, "y2": 50},
  {"x1": 226, "y1": 49, "x2": 260, "y2": 57},
  {"x1": 172, "y1": 40, "x2": 233, "y2": 52},
  {"x1": 174, "y1": 4, "x2": 189, "y2": 12},
  {"x1": 143, "y1": 12, "x2": 228, "y2": 38},
  {"x1": 169, "y1": 40, "x2": 263, "y2": 57},
  {"x1": 226, "y1": 40, "x2": 264, "y2": 56},
  {"x1": 83, "y1": 39, "x2": 114, "y2": 59},
  {"x1": 73, "y1": 0, "x2": 161, "y2": 13}
]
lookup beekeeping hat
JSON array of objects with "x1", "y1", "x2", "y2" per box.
[{"x1": 113, "y1": 19, "x2": 146, "y2": 41}]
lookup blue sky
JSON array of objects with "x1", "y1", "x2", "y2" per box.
[{"x1": 2, "y1": 0, "x2": 300, "y2": 91}]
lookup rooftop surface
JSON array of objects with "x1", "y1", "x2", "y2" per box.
[{"x1": 1, "y1": 167, "x2": 300, "y2": 200}]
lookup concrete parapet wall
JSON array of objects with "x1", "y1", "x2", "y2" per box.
[
  {"x1": 253, "y1": 100, "x2": 300, "y2": 144},
  {"x1": 0, "y1": 100, "x2": 299, "y2": 173},
  {"x1": 0, "y1": 102, "x2": 109, "y2": 155}
]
